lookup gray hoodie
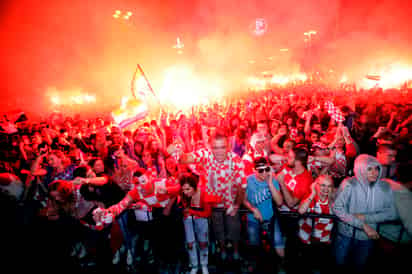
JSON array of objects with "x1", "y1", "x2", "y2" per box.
[{"x1": 333, "y1": 154, "x2": 398, "y2": 240}]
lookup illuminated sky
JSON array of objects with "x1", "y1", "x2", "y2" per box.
[{"x1": 1, "y1": 0, "x2": 411, "y2": 115}]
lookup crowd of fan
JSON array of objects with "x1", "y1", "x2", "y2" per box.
[{"x1": 1, "y1": 87, "x2": 411, "y2": 274}]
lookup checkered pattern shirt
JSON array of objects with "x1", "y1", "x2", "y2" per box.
[
  {"x1": 129, "y1": 178, "x2": 178, "y2": 208},
  {"x1": 307, "y1": 156, "x2": 329, "y2": 177},
  {"x1": 191, "y1": 148, "x2": 247, "y2": 208},
  {"x1": 242, "y1": 149, "x2": 268, "y2": 176},
  {"x1": 145, "y1": 166, "x2": 158, "y2": 180},
  {"x1": 328, "y1": 151, "x2": 347, "y2": 179},
  {"x1": 298, "y1": 196, "x2": 334, "y2": 244}
]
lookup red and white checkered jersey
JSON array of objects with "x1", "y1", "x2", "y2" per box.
[
  {"x1": 145, "y1": 165, "x2": 158, "y2": 180},
  {"x1": 289, "y1": 127, "x2": 298, "y2": 140},
  {"x1": 242, "y1": 149, "x2": 269, "y2": 176},
  {"x1": 112, "y1": 170, "x2": 135, "y2": 193},
  {"x1": 128, "y1": 177, "x2": 180, "y2": 208},
  {"x1": 324, "y1": 101, "x2": 345, "y2": 123},
  {"x1": 190, "y1": 148, "x2": 247, "y2": 209},
  {"x1": 328, "y1": 151, "x2": 347, "y2": 179},
  {"x1": 307, "y1": 156, "x2": 329, "y2": 177},
  {"x1": 298, "y1": 196, "x2": 334, "y2": 244}
]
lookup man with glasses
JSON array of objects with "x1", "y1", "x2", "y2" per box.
[{"x1": 243, "y1": 157, "x2": 284, "y2": 272}]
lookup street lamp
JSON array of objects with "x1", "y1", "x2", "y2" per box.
[
  {"x1": 304, "y1": 30, "x2": 317, "y2": 42},
  {"x1": 172, "y1": 37, "x2": 184, "y2": 55},
  {"x1": 113, "y1": 10, "x2": 133, "y2": 20}
]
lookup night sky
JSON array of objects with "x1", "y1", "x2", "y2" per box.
[{"x1": 1, "y1": 0, "x2": 411, "y2": 115}]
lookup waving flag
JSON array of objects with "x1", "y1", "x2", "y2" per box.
[
  {"x1": 111, "y1": 64, "x2": 155, "y2": 129},
  {"x1": 112, "y1": 96, "x2": 148, "y2": 129},
  {"x1": 132, "y1": 64, "x2": 155, "y2": 99},
  {"x1": 324, "y1": 101, "x2": 345, "y2": 123}
]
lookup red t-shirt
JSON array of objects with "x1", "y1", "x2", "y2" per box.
[
  {"x1": 279, "y1": 166, "x2": 312, "y2": 211},
  {"x1": 182, "y1": 184, "x2": 213, "y2": 219}
]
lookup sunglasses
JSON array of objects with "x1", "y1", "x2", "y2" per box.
[{"x1": 256, "y1": 166, "x2": 271, "y2": 173}]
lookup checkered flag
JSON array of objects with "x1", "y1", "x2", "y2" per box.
[{"x1": 324, "y1": 101, "x2": 344, "y2": 123}]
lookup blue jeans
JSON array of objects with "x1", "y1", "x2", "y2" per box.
[
  {"x1": 334, "y1": 233, "x2": 374, "y2": 272},
  {"x1": 117, "y1": 210, "x2": 135, "y2": 257},
  {"x1": 184, "y1": 217, "x2": 209, "y2": 244},
  {"x1": 247, "y1": 218, "x2": 284, "y2": 249}
]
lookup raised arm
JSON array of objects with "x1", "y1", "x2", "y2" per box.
[
  {"x1": 298, "y1": 183, "x2": 316, "y2": 215},
  {"x1": 30, "y1": 153, "x2": 48, "y2": 177},
  {"x1": 277, "y1": 172, "x2": 300, "y2": 208},
  {"x1": 268, "y1": 172, "x2": 283, "y2": 206}
]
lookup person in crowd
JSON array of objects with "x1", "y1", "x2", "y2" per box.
[
  {"x1": 3, "y1": 85, "x2": 412, "y2": 274},
  {"x1": 105, "y1": 144, "x2": 139, "y2": 267},
  {"x1": 29, "y1": 149, "x2": 78, "y2": 206},
  {"x1": 92, "y1": 168, "x2": 181, "y2": 262},
  {"x1": 177, "y1": 128, "x2": 246, "y2": 263},
  {"x1": 255, "y1": 120, "x2": 272, "y2": 153},
  {"x1": 333, "y1": 154, "x2": 398, "y2": 273},
  {"x1": 180, "y1": 172, "x2": 213, "y2": 274},
  {"x1": 231, "y1": 125, "x2": 247, "y2": 158},
  {"x1": 45, "y1": 177, "x2": 112, "y2": 269},
  {"x1": 277, "y1": 147, "x2": 313, "y2": 211},
  {"x1": 298, "y1": 175, "x2": 335, "y2": 274},
  {"x1": 243, "y1": 157, "x2": 284, "y2": 273},
  {"x1": 151, "y1": 154, "x2": 185, "y2": 273},
  {"x1": 276, "y1": 146, "x2": 313, "y2": 274},
  {"x1": 242, "y1": 132, "x2": 270, "y2": 176},
  {"x1": 376, "y1": 144, "x2": 399, "y2": 181},
  {"x1": 307, "y1": 142, "x2": 331, "y2": 179},
  {"x1": 271, "y1": 123, "x2": 290, "y2": 155}
]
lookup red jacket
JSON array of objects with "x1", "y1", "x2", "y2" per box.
[{"x1": 182, "y1": 185, "x2": 213, "y2": 219}]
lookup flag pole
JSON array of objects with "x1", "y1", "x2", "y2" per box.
[
  {"x1": 134, "y1": 64, "x2": 165, "y2": 117},
  {"x1": 131, "y1": 65, "x2": 140, "y2": 100}
]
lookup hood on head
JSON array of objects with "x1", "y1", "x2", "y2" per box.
[{"x1": 354, "y1": 154, "x2": 382, "y2": 184}]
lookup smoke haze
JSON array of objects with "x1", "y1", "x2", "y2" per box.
[{"x1": 1, "y1": 0, "x2": 411, "y2": 117}]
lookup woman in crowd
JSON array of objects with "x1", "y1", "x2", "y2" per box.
[
  {"x1": 298, "y1": 175, "x2": 335, "y2": 273},
  {"x1": 180, "y1": 172, "x2": 213, "y2": 274},
  {"x1": 2, "y1": 86, "x2": 411, "y2": 274}
]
